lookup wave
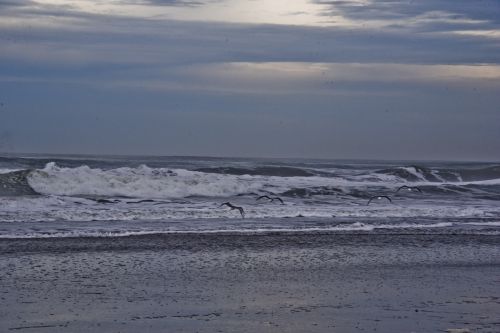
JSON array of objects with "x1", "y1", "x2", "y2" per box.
[
  {"x1": 0, "y1": 222, "x2": 457, "y2": 239},
  {"x1": 376, "y1": 165, "x2": 458, "y2": 182},
  {"x1": 280, "y1": 186, "x2": 346, "y2": 198},
  {"x1": 2, "y1": 161, "x2": 500, "y2": 200},
  {"x1": 375, "y1": 165, "x2": 500, "y2": 183},
  {"x1": 26, "y1": 162, "x2": 262, "y2": 199},
  {"x1": 195, "y1": 166, "x2": 315, "y2": 177},
  {"x1": 0, "y1": 170, "x2": 39, "y2": 196},
  {"x1": 456, "y1": 166, "x2": 500, "y2": 181}
]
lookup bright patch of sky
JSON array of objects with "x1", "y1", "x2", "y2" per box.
[{"x1": 33, "y1": 0, "x2": 337, "y2": 26}]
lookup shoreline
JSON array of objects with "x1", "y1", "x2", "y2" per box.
[{"x1": 2, "y1": 231, "x2": 500, "y2": 253}]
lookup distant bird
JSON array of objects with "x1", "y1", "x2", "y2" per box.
[
  {"x1": 271, "y1": 196, "x2": 284, "y2": 204},
  {"x1": 256, "y1": 195, "x2": 284, "y2": 204},
  {"x1": 93, "y1": 198, "x2": 118, "y2": 204},
  {"x1": 256, "y1": 195, "x2": 273, "y2": 201},
  {"x1": 126, "y1": 199, "x2": 157, "y2": 204},
  {"x1": 396, "y1": 185, "x2": 422, "y2": 193},
  {"x1": 367, "y1": 195, "x2": 393, "y2": 205},
  {"x1": 220, "y1": 202, "x2": 245, "y2": 218}
]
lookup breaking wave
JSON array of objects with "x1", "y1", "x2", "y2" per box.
[
  {"x1": 1, "y1": 161, "x2": 500, "y2": 200},
  {"x1": 0, "y1": 170, "x2": 39, "y2": 196},
  {"x1": 195, "y1": 166, "x2": 315, "y2": 177},
  {"x1": 376, "y1": 165, "x2": 500, "y2": 182},
  {"x1": 26, "y1": 162, "x2": 262, "y2": 199}
]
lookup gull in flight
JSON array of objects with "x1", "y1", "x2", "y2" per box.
[
  {"x1": 367, "y1": 195, "x2": 393, "y2": 205},
  {"x1": 220, "y1": 202, "x2": 245, "y2": 218},
  {"x1": 396, "y1": 185, "x2": 423, "y2": 193}
]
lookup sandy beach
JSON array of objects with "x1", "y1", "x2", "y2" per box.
[{"x1": 1, "y1": 232, "x2": 499, "y2": 332}]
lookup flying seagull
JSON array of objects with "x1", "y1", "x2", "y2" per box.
[
  {"x1": 256, "y1": 195, "x2": 284, "y2": 204},
  {"x1": 220, "y1": 202, "x2": 245, "y2": 218},
  {"x1": 271, "y1": 197, "x2": 284, "y2": 204},
  {"x1": 367, "y1": 195, "x2": 393, "y2": 205},
  {"x1": 396, "y1": 185, "x2": 422, "y2": 193}
]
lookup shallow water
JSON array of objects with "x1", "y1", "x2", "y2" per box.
[{"x1": 1, "y1": 233, "x2": 499, "y2": 333}]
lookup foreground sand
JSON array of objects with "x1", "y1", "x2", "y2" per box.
[{"x1": 1, "y1": 233, "x2": 499, "y2": 332}]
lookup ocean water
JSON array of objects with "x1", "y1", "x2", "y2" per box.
[{"x1": 1, "y1": 154, "x2": 499, "y2": 238}]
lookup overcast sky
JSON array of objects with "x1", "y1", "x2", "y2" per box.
[{"x1": 1, "y1": 0, "x2": 499, "y2": 161}]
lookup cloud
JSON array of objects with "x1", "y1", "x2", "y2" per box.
[
  {"x1": 1, "y1": 9, "x2": 499, "y2": 69},
  {"x1": 314, "y1": 0, "x2": 500, "y2": 33},
  {"x1": 315, "y1": 0, "x2": 500, "y2": 21},
  {"x1": 0, "y1": 0, "x2": 33, "y2": 7},
  {"x1": 1, "y1": 0, "x2": 499, "y2": 98},
  {"x1": 123, "y1": 0, "x2": 214, "y2": 6}
]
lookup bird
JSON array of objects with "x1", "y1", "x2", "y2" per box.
[
  {"x1": 256, "y1": 195, "x2": 273, "y2": 201},
  {"x1": 220, "y1": 202, "x2": 245, "y2": 218},
  {"x1": 271, "y1": 196, "x2": 284, "y2": 204},
  {"x1": 396, "y1": 185, "x2": 422, "y2": 193},
  {"x1": 256, "y1": 195, "x2": 284, "y2": 204},
  {"x1": 367, "y1": 195, "x2": 393, "y2": 205},
  {"x1": 92, "y1": 198, "x2": 119, "y2": 204}
]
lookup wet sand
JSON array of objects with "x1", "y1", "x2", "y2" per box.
[{"x1": 1, "y1": 233, "x2": 499, "y2": 332}]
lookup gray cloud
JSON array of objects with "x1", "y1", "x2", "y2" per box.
[
  {"x1": 1, "y1": 11, "x2": 499, "y2": 70},
  {"x1": 120, "y1": 0, "x2": 216, "y2": 7},
  {"x1": 1, "y1": 0, "x2": 498, "y2": 73},
  {"x1": 0, "y1": 0, "x2": 32, "y2": 7},
  {"x1": 316, "y1": 0, "x2": 500, "y2": 21},
  {"x1": 315, "y1": 0, "x2": 500, "y2": 33}
]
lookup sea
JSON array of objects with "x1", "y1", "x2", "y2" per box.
[{"x1": 1, "y1": 154, "x2": 499, "y2": 239}]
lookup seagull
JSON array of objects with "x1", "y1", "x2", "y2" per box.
[
  {"x1": 256, "y1": 195, "x2": 273, "y2": 201},
  {"x1": 271, "y1": 196, "x2": 284, "y2": 204},
  {"x1": 367, "y1": 195, "x2": 393, "y2": 205},
  {"x1": 256, "y1": 195, "x2": 284, "y2": 204},
  {"x1": 220, "y1": 202, "x2": 245, "y2": 218},
  {"x1": 92, "y1": 198, "x2": 119, "y2": 204},
  {"x1": 396, "y1": 185, "x2": 422, "y2": 193}
]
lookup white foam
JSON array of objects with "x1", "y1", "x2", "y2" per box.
[
  {"x1": 1, "y1": 193, "x2": 498, "y2": 223},
  {"x1": 400, "y1": 166, "x2": 428, "y2": 181},
  {"x1": 465, "y1": 221, "x2": 500, "y2": 226},
  {"x1": 23, "y1": 163, "x2": 428, "y2": 198},
  {"x1": 27, "y1": 162, "x2": 263, "y2": 199},
  {"x1": 0, "y1": 168, "x2": 22, "y2": 174},
  {"x1": 430, "y1": 169, "x2": 447, "y2": 182},
  {"x1": 22, "y1": 163, "x2": 500, "y2": 205},
  {"x1": 0, "y1": 222, "x2": 456, "y2": 239}
]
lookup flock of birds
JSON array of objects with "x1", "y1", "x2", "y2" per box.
[{"x1": 220, "y1": 185, "x2": 423, "y2": 218}]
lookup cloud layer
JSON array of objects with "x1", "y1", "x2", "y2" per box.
[{"x1": 0, "y1": 0, "x2": 499, "y2": 160}]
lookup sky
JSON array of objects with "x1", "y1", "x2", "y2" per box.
[{"x1": 0, "y1": 0, "x2": 499, "y2": 161}]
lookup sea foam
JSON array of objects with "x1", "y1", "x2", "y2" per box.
[{"x1": 28, "y1": 162, "x2": 262, "y2": 199}]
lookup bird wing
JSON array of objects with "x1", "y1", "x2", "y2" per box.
[
  {"x1": 396, "y1": 185, "x2": 409, "y2": 192},
  {"x1": 273, "y1": 197, "x2": 284, "y2": 204}
]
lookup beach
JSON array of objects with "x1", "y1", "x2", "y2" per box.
[
  {"x1": 1, "y1": 155, "x2": 500, "y2": 332},
  {"x1": 3, "y1": 0, "x2": 500, "y2": 330},
  {"x1": 2, "y1": 232, "x2": 499, "y2": 332}
]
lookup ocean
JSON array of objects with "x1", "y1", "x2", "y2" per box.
[{"x1": 1, "y1": 154, "x2": 499, "y2": 238}]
